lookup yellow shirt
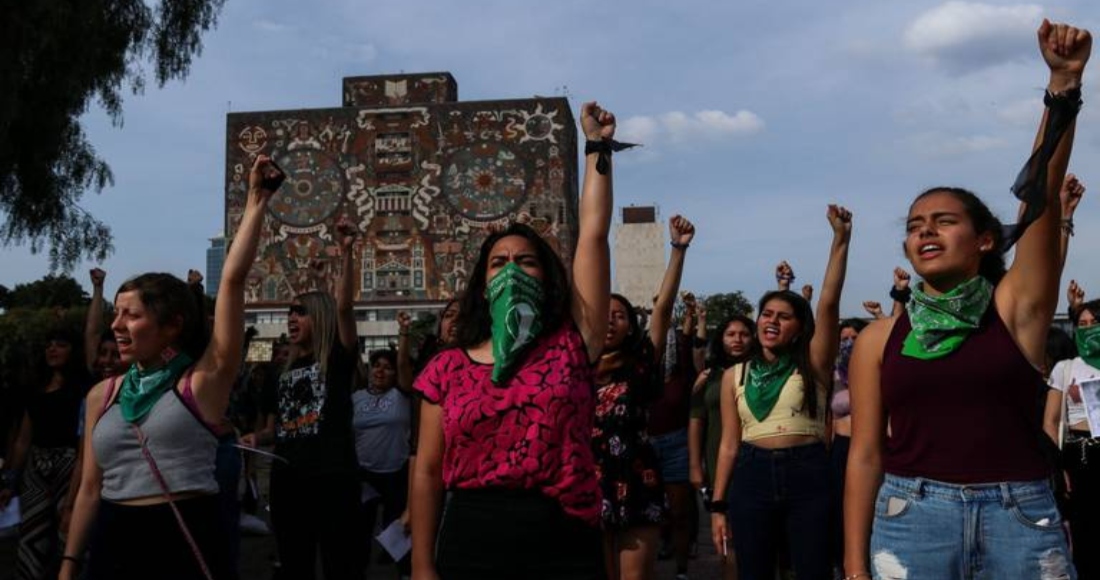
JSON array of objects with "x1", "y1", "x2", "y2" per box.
[{"x1": 733, "y1": 361, "x2": 826, "y2": 442}]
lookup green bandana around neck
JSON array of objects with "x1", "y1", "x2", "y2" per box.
[
  {"x1": 1076, "y1": 323, "x2": 1100, "y2": 371},
  {"x1": 744, "y1": 355, "x2": 797, "y2": 422},
  {"x1": 487, "y1": 262, "x2": 545, "y2": 384},
  {"x1": 118, "y1": 350, "x2": 194, "y2": 423},
  {"x1": 902, "y1": 276, "x2": 994, "y2": 360}
]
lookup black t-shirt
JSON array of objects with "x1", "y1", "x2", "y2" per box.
[
  {"x1": 272, "y1": 344, "x2": 358, "y2": 476},
  {"x1": 27, "y1": 381, "x2": 87, "y2": 448}
]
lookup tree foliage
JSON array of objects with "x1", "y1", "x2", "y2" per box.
[
  {"x1": 0, "y1": 0, "x2": 226, "y2": 270},
  {"x1": 701, "y1": 291, "x2": 754, "y2": 329},
  {"x1": 2, "y1": 275, "x2": 89, "y2": 310}
]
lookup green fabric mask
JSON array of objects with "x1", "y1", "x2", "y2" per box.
[
  {"x1": 744, "y1": 355, "x2": 797, "y2": 422},
  {"x1": 488, "y1": 262, "x2": 544, "y2": 384},
  {"x1": 902, "y1": 276, "x2": 993, "y2": 360},
  {"x1": 1076, "y1": 323, "x2": 1100, "y2": 371},
  {"x1": 119, "y1": 350, "x2": 194, "y2": 423}
]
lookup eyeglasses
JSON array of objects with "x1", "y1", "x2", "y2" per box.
[{"x1": 288, "y1": 304, "x2": 307, "y2": 317}]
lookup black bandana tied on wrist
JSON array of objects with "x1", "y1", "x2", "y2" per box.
[
  {"x1": 1001, "y1": 88, "x2": 1082, "y2": 250},
  {"x1": 585, "y1": 139, "x2": 640, "y2": 175}
]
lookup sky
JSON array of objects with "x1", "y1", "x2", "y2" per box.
[{"x1": 2, "y1": 0, "x2": 1098, "y2": 317}]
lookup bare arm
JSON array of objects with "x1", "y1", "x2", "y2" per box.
[
  {"x1": 649, "y1": 216, "x2": 695, "y2": 356},
  {"x1": 998, "y1": 21, "x2": 1090, "y2": 364},
  {"x1": 809, "y1": 205, "x2": 852, "y2": 384},
  {"x1": 334, "y1": 221, "x2": 360, "y2": 353},
  {"x1": 889, "y1": 268, "x2": 911, "y2": 319},
  {"x1": 1043, "y1": 390, "x2": 1064, "y2": 444},
  {"x1": 59, "y1": 381, "x2": 108, "y2": 580},
  {"x1": 571, "y1": 102, "x2": 615, "y2": 361},
  {"x1": 693, "y1": 307, "x2": 707, "y2": 373},
  {"x1": 687, "y1": 367, "x2": 713, "y2": 490},
  {"x1": 396, "y1": 312, "x2": 415, "y2": 394},
  {"x1": 843, "y1": 318, "x2": 892, "y2": 578},
  {"x1": 192, "y1": 156, "x2": 276, "y2": 418},
  {"x1": 709, "y1": 365, "x2": 743, "y2": 553},
  {"x1": 1058, "y1": 174, "x2": 1084, "y2": 267},
  {"x1": 84, "y1": 268, "x2": 106, "y2": 373},
  {"x1": 411, "y1": 401, "x2": 444, "y2": 578}
]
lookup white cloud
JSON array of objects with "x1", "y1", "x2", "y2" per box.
[
  {"x1": 618, "y1": 109, "x2": 764, "y2": 146},
  {"x1": 905, "y1": 2, "x2": 1042, "y2": 73}
]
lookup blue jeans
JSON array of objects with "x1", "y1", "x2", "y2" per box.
[
  {"x1": 870, "y1": 474, "x2": 1075, "y2": 579},
  {"x1": 728, "y1": 442, "x2": 831, "y2": 580},
  {"x1": 650, "y1": 428, "x2": 690, "y2": 484}
]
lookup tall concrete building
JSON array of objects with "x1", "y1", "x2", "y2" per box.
[
  {"x1": 613, "y1": 205, "x2": 665, "y2": 309},
  {"x1": 224, "y1": 72, "x2": 579, "y2": 354},
  {"x1": 205, "y1": 234, "x2": 226, "y2": 298}
]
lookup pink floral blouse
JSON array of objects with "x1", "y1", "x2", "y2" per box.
[{"x1": 414, "y1": 324, "x2": 601, "y2": 526}]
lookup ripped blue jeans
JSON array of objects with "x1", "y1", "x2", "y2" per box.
[{"x1": 870, "y1": 474, "x2": 1075, "y2": 579}]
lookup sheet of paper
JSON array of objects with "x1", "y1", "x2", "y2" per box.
[
  {"x1": 376, "y1": 519, "x2": 411, "y2": 561},
  {"x1": 1077, "y1": 377, "x2": 1100, "y2": 437},
  {"x1": 0, "y1": 497, "x2": 21, "y2": 530}
]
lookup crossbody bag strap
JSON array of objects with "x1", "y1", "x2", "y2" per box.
[{"x1": 130, "y1": 424, "x2": 215, "y2": 580}]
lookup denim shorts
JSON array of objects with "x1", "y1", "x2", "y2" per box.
[
  {"x1": 870, "y1": 474, "x2": 1075, "y2": 580},
  {"x1": 649, "y1": 428, "x2": 689, "y2": 484}
]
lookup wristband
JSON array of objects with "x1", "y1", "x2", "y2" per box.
[
  {"x1": 584, "y1": 139, "x2": 640, "y2": 175},
  {"x1": 707, "y1": 500, "x2": 729, "y2": 514},
  {"x1": 62, "y1": 555, "x2": 83, "y2": 565},
  {"x1": 671, "y1": 241, "x2": 690, "y2": 250},
  {"x1": 889, "y1": 287, "x2": 912, "y2": 304},
  {"x1": 692, "y1": 335, "x2": 708, "y2": 348},
  {"x1": 843, "y1": 574, "x2": 871, "y2": 580},
  {"x1": 1062, "y1": 218, "x2": 1075, "y2": 237}
]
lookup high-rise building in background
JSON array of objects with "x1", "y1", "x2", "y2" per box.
[
  {"x1": 205, "y1": 234, "x2": 225, "y2": 298},
  {"x1": 225, "y1": 72, "x2": 578, "y2": 355},
  {"x1": 613, "y1": 205, "x2": 665, "y2": 310}
]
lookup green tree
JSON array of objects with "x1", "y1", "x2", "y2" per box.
[
  {"x1": 4, "y1": 275, "x2": 89, "y2": 310},
  {"x1": 701, "y1": 291, "x2": 754, "y2": 329},
  {"x1": 0, "y1": 0, "x2": 226, "y2": 270}
]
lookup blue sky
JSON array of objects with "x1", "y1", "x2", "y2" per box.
[{"x1": 2, "y1": 0, "x2": 1098, "y2": 316}]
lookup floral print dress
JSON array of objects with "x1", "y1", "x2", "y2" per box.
[{"x1": 592, "y1": 356, "x2": 669, "y2": 529}]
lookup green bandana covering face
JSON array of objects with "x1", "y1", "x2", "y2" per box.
[
  {"x1": 902, "y1": 276, "x2": 994, "y2": 360},
  {"x1": 744, "y1": 355, "x2": 797, "y2": 422},
  {"x1": 118, "y1": 350, "x2": 194, "y2": 423},
  {"x1": 487, "y1": 262, "x2": 544, "y2": 384},
  {"x1": 1076, "y1": 323, "x2": 1100, "y2": 371}
]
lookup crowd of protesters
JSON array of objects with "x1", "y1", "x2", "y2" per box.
[{"x1": 0, "y1": 17, "x2": 1095, "y2": 580}]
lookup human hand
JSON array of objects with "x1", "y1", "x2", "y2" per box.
[
  {"x1": 1061, "y1": 174, "x2": 1085, "y2": 217},
  {"x1": 89, "y1": 268, "x2": 106, "y2": 288},
  {"x1": 801, "y1": 284, "x2": 814, "y2": 302},
  {"x1": 1038, "y1": 20, "x2": 1092, "y2": 80},
  {"x1": 827, "y1": 204, "x2": 853, "y2": 237},
  {"x1": 711, "y1": 513, "x2": 730, "y2": 558},
  {"x1": 893, "y1": 267, "x2": 911, "y2": 291},
  {"x1": 239, "y1": 433, "x2": 258, "y2": 449},
  {"x1": 776, "y1": 261, "x2": 795, "y2": 290},
  {"x1": 1068, "y1": 280, "x2": 1085, "y2": 315},
  {"x1": 580, "y1": 101, "x2": 616, "y2": 141},
  {"x1": 187, "y1": 269, "x2": 203, "y2": 286},
  {"x1": 863, "y1": 301, "x2": 884, "y2": 319},
  {"x1": 248, "y1": 154, "x2": 284, "y2": 198},
  {"x1": 397, "y1": 311, "x2": 412, "y2": 332},
  {"x1": 669, "y1": 215, "x2": 696, "y2": 247},
  {"x1": 336, "y1": 218, "x2": 358, "y2": 250}
]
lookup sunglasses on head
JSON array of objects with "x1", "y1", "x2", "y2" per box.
[{"x1": 288, "y1": 304, "x2": 307, "y2": 316}]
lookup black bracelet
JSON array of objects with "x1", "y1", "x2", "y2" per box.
[
  {"x1": 889, "y1": 287, "x2": 912, "y2": 304},
  {"x1": 671, "y1": 241, "x2": 690, "y2": 250},
  {"x1": 62, "y1": 555, "x2": 83, "y2": 565},
  {"x1": 584, "y1": 139, "x2": 640, "y2": 175},
  {"x1": 1044, "y1": 87, "x2": 1083, "y2": 111},
  {"x1": 707, "y1": 500, "x2": 729, "y2": 514}
]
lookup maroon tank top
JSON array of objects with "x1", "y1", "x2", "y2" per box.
[{"x1": 880, "y1": 305, "x2": 1049, "y2": 483}]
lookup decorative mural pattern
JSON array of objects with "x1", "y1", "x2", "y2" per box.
[
  {"x1": 226, "y1": 75, "x2": 578, "y2": 306},
  {"x1": 343, "y1": 72, "x2": 458, "y2": 108}
]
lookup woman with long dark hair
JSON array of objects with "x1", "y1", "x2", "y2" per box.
[
  {"x1": 595, "y1": 215, "x2": 693, "y2": 580},
  {"x1": 58, "y1": 155, "x2": 277, "y2": 580},
  {"x1": 0, "y1": 327, "x2": 90, "y2": 580},
  {"x1": 710, "y1": 205, "x2": 852, "y2": 580},
  {"x1": 844, "y1": 21, "x2": 1089, "y2": 580},
  {"x1": 411, "y1": 101, "x2": 617, "y2": 580}
]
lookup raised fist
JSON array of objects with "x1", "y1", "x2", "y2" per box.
[
  {"x1": 187, "y1": 269, "x2": 203, "y2": 286},
  {"x1": 1068, "y1": 280, "x2": 1085, "y2": 314},
  {"x1": 1038, "y1": 20, "x2": 1091, "y2": 77},
  {"x1": 335, "y1": 218, "x2": 358, "y2": 249},
  {"x1": 669, "y1": 215, "x2": 696, "y2": 247},
  {"x1": 89, "y1": 267, "x2": 106, "y2": 288},
  {"x1": 827, "y1": 205, "x2": 853, "y2": 236},
  {"x1": 1061, "y1": 174, "x2": 1085, "y2": 217},
  {"x1": 397, "y1": 310, "x2": 412, "y2": 331},
  {"x1": 776, "y1": 261, "x2": 795, "y2": 290},
  {"x1": 249, "y1": 154, "x2": 284, "y2": 197},
  {"x1": 580, "y1": 101, "x2": 616, "y2": 141},
  {"x1": 801, "y1": 284, "x2": 814, "y2": 302},
  {"x1": 863, "y1": 301, "x2": 885, "y2": 319},
  {"x1": 893, "y1": 267, "x2": 911, "y2": 291}
]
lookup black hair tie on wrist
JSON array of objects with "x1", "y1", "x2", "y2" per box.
[
  {"x1": 889, "y1": 287, "x2": 912, "y2": 304},
  {"x1": 585, "y1": 139, "x2": 640, "y2": 175}
]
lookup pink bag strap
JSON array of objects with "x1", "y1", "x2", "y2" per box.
[
  {"x1": 131, "y1": 424, "x2": 215, "y2": 580},
  {"x1": 101, "y1": 376, "x2": 119, "y2": 416}
]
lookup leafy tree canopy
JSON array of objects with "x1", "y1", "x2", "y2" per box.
[
  {"x1": 0, "y1": 0, "x2": 226, "y2": 270},
  {"x1": 701, "y1": 291, "x2": 754, "y2": 328},
  {"x1": 2, "y1": 275, "x2": 90, "y2": 310}
]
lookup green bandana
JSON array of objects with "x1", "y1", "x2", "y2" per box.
[
  {"x1": 1076, "y1": 323, "x2": 1100, "y2": 371},
  {"x1": 487, "y1": 262, "x2": 544, "y2": 384},
  {"x1": 118, "y1": 350, "x2": 194, "y2": 423},
  {"x1": 902, "y1": 277, "x2": 993, "y2": 360},
  {"x1": 744, "y1": 355, "x2": 797, "y2": 422}
]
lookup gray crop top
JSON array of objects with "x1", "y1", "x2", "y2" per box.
[{"x1": 92, "y1": 376, "x2": 219, "y2": 501}]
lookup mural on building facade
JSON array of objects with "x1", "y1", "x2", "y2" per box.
[{"x1": 225, "y1": 74, "x2": 578, "y2": 306}]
